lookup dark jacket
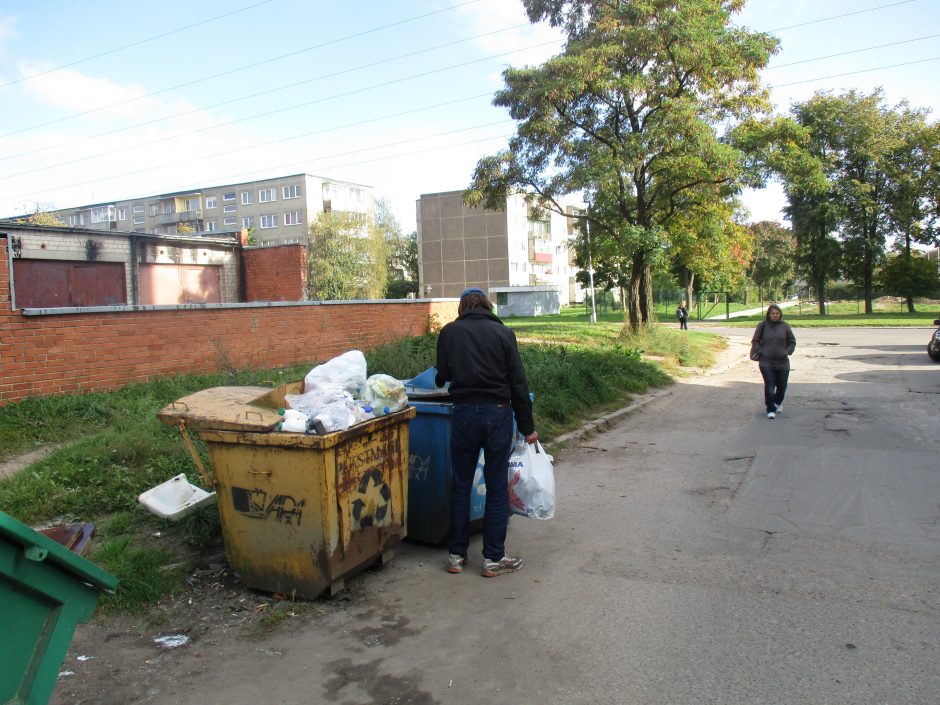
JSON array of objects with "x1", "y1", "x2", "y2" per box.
[
  {"x1": 751, "y1": 319, "x2": 796, "y2": 370},
  {"x1": 435, "y1": 309, "x2": 535, "y2": 436}
]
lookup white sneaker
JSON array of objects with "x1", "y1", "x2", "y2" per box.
[
  {"x1": 767, "y1": 412, "x2": 776, "y2": 419},
  {"x1": 775, "y1": 404, "x2": 783, "y2": 413}
]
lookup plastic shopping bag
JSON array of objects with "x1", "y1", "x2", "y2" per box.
[{"x1": 507, "y1": 439, "x2": 555, "y2": 520}]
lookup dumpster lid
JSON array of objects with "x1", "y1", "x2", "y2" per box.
[
  {"x1": 403, "y1": 385, "x2": 451, "y2": 400},
  {"x1": 0, "y1": 511, "x2": 118, "y2": 592},
  {"x1": 157, "y1": 386, "x2": 283, "y2": 432}
]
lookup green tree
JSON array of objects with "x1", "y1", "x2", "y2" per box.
[
  {"x1": 883, "y1": 111, "x2": 940, "y2": 312},
  {"x1": 373, "y1": 198, "x2": 418, "y2": 299},
  {"x1": 746, "y1": 221, "x2": 796, "y2": 303},
  {"x1": 465, "y1": 0, "x2": 778, "y2": 330},
  {"x1": 878, "y1": 252, "x2": 940, "y2": 307},
  {"x1": 735, "y1": 111, "x2": 842, "y2": 313},
  {"x1": 307, "y1": 211, "x2": 387, "y2": 300}
]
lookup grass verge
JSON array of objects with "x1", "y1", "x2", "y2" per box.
[{"x1": 0, "y1": 321, "x2": 703, "y2": 614}]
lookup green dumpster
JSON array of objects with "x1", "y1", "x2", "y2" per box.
[{"x1": 0, "y1": 511, "x2": 118, "y2": 705}]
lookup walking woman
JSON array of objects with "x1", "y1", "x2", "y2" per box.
[{"x1": 750, "y1": 304, "x2": 796, "y2": 419}]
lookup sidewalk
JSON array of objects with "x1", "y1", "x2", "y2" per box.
[
  {"x1": 551, "y1": 329, "x2": 751, "y2": 446},
  {"x1": 703, "y1": 299, "x2": 799, "y2": 320}
]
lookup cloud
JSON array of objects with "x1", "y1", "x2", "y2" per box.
[
  {"x1": 15, "y1": 63, "x2": 207, "y2": 123},
  {"x1": 457, "y1": 0, "x2": 565, "y2": 67}
]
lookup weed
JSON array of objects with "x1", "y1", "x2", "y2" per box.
[{"x1": 93, "y1": 537, "x2": 184, "y2": 613}]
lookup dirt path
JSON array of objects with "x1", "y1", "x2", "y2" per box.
[{"x1": 0, "y1": 443, "x2": 69, "y2": 480}]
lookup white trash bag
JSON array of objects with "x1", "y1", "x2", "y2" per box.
[
  {"x1": 303, "y1": 350, "x2": 367, "y2": 398},
  {"x1": 507, "y1": 438, "x2": 555, "y2": 520}
]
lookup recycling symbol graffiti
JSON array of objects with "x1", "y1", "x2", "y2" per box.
[{"x1": 350, "y1": 469, "x2": 391, "y2": 528}]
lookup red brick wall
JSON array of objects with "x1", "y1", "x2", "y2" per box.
[
  {"x1": 0, "y1": 235, "x2": 459, "y2": 405},
  {"x1": 242, "y1": 244, "x2": 307, "y2": 302}
]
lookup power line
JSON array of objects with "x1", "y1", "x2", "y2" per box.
[
  {"x1": 0, "y1": 0, "x2": 276, "y2": 89},
  {"x1": 0, "y1": 23, "x2": 529, "y2": 163},
  {"x1": 765, "y1": 34, "x2": 939, "y2": 69},
  {"x1": 768, "y1": 0, "x2": 917, "y2": 33},
  {"x1": 6, "y1": 126, "x2": 514, "y2": 205},
  {"x1": 0, "y1": 40, "x2": 558, "y2": 182},
  {"x1": 0, "y1": 92, "x2": 496, "y2": 181},
  {"x1": 771, "y1": 56, "x2": 940, "y2": 87},
  {"x1": 0, "y1": 0, "x2": 484, "y2": 138}
]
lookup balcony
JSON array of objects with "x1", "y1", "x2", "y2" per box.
[{"x1": 155, "y1": 209, "x2": 203, "y2": 225}]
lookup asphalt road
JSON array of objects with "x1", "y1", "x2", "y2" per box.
[{"x1": 58, "y1": 326, "x2": 940, "y2": 705}]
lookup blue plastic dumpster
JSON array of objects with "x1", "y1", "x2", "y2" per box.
[
  {"x1": 406, "y1": 399, "x2": 487, "y2": 544},
  {"x1": 404, "y1": 368, "x2": 531, "y2": 544}
]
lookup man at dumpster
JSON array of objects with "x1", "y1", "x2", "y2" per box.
[{"x1": 435, "y1": 287, "x2": 539, "y2": 577}]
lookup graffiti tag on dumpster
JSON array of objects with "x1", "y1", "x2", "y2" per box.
[
  {"x1": 409, "y1": 454, "x2": 431, "y2": 481},
  {"x1": 230, "y1": 486, "x2": 305, "y2": 525}
]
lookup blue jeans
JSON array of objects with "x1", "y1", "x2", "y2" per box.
[
  {"x1": 759, "y1": 365, "x2": 789, "y2": 413},
  {"x1": 448, "y1": 404, "x2": 514, "y2": 561}
]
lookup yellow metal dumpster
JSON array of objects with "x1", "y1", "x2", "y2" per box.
[{"x1": 157, "y1": 382, "x2": 415, "y2": 599}]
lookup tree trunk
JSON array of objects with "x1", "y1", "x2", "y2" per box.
[
  {"x1": 816, "y1": 275, "x2": 826, "y2": 316},
  {"x1": 906, "y1": 295, "x2": 915, "y2": 313},
  {"x1": 863, "y1": 246, "x2": 874, "y2": 314},
  {"x1": 627, "y1": 251, "x2": 646, "y2": 331}
]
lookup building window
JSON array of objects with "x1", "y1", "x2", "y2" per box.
[
  {"x1": 242, "y1": 216, "x2": 254, "y2": 228},
  {"x1": 282, "y1": 184, "x2": 301, "y2": 199},
  {"x1": 283, "y1": 211, "x2": 302, "y2": 226},
  {"x1": 133, "y1": 204, "x2": 144, "y2": 214},
  {"x1": 164, "y1": 202, "x2": 174, "y2": 215},
  {"x1": 223, "y1": 204, "x2": 236, "y2": 213},
  {"x1": 241, "y1": 192, "x2": 252, "y2": 205},
  {"x1": 184, "y1": 197, "x2": 200, "y2": 211},
  {"x1": 90, "y1": 206, "x2": 113, "y2": 223},
  {"x1": 117, "y1": 207, "x2": 127, "y2": 220},
  {"x1": 260, "y1": 214, "x2": 277, "y2": 229},
  {"x1": 223, "y1": 217, "x2": 237, "y2": 226},
  {"x1": 133, "y1": 216, "x2": 145, "y2": 225},
  {"x1": 149, "y1": 204, "x2": 159, "y2": 216},
  {"x1": 205, "y1": 221, "x2": 217, "y2": 232},
  {"x1": 205, "y1": 196, "x2": 217, "y2": 209},
  {"x1": 259, "y1": 188, "x2": 276, "y2": 203},
  {"x1": 223, "y1": 192, "x2": 236, "y2": 201},
  {"x1": 69, "y1": 215, "x2": 80, "y2": 226}
]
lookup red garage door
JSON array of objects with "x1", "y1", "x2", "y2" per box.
[{"x1": 13, "y1": 260, "x2": 127, "y2": 308}]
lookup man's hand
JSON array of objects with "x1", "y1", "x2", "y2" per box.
[{"x1": 524, "y1": 431, "x2": 539, "y2": 444}]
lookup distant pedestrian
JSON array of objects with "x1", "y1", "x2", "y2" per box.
[
  {"x1": 676, "y1": 301, "x2": 689, "y2": 330},
  {"x1": 435, "y1": 287, "x2": 538, "y2": 577},
  {"x1": 749, "y1": 304, "x2": 796, "y2": 419}
]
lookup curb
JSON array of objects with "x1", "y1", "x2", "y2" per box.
[{"x1": 549, "y1": 387, "x2": 673, "y2": 447}]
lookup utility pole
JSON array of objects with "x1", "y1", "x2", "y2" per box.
[{"x1": 586, "y1": 218, "x2": 597, "y2": 324}]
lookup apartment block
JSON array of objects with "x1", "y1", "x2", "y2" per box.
[
  {"x1": 43, "y1": 173, "x2": 373, "y2": 246},
  {"x1": 416, "y1": 190, "x2": 585, "y2": 303}
]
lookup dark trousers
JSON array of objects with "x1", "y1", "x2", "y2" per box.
[
  {"x1": 759, "y1": 365, "x2": 789, "y2": 413},
  {"x1": 679, "y1": 319, "x2": 688, "y2": 330},
  {"x1": 448, "y1": 404, "x2": 513, "y2": 561}
]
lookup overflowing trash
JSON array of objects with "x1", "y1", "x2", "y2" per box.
[{"x1": 277, "y1": 350, "x2": 408, "y2": 434}]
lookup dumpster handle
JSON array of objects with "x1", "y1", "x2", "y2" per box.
[
  {"x1": 169, "y1": 400, "x2": 190, "y2": 411},
  {"x1": 176, "y1": 421, "x2": 214, "y2": 488},
  {"x1": 243, "y1": 410, "x2": 263, "y2": 421},
  {"x1": 249, "y1": 469, "x2": 272, "y2": 476}
]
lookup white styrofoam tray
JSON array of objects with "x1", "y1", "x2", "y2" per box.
[{"x1": 138, "y1": 473, "x2": 216, "y2": 521}]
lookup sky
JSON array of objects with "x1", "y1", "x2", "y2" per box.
[{"x1": 0, "y1": 0, "x2": 938, "y2": 235}]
